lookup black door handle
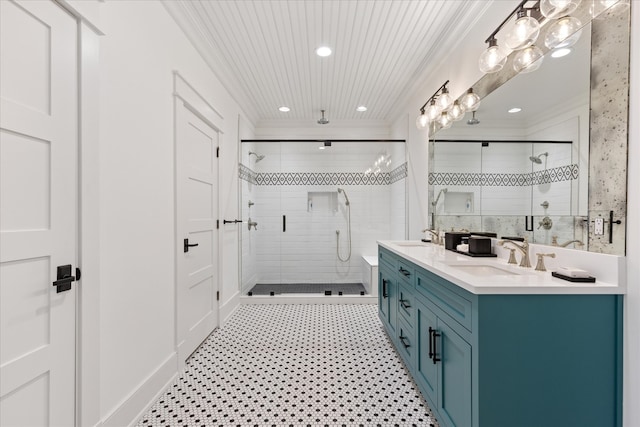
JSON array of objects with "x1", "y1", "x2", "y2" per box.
[
  {"x1": 432, "y1": 329, "x2": 441, "y2": 364},
  {"x1": 53, "y1": 264, "x2": 75, "y2": 293},
  {"x1": 382, "y1": 279, "x2": 388, "y2": 298},
  {"x1": 428, "y1": 327, "x2": 434, "y2": 360},
  {"x1": 184, "y1": 238, "x2": 199, "y2": 253}
]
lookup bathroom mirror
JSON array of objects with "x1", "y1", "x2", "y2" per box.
[{"x1": 429, "y1": 3, "x2": 630, "y2": 255}]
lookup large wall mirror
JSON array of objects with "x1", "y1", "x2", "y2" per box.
[{"x1": 429, "y1": 1, "x2": 630, "y2": 255}]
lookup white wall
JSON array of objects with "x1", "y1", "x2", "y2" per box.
[{"x1": 97, "y1": 1, "x2": 244, "y2": 424}]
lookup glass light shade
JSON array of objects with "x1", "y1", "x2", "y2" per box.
[
  {"x1": 416, "y1": 112, "x2": 429, "y2": 129},
  {"x1": 479, "y1": 40, "x2": 508, "y2": 73},
  {"x1": 513, "y1": 45, "x2": 544, "y2": 73},
  {"x1": 437, "y1": 87, "x2": 453, "y2": 111},
  {"x1": 425, "y1": 99, "x2": 442, "y2": 121},
  {"x1": 504, "y1": 13, "x2": 541, "y2": 50},
  {"x1": 540, "y1": 0, "x2": 581, "y2": 19},
  {"x1": 438, "y1": 111, "x2": 452, "y2": 129},
  {"x1": 461, "y1": 88, "x2": 481, "y2": 111},
  {"x1": 448, "y1": 101, "x2": 466, "y2": 121},
  {"x1": 544, "y1": 16, "x2": 582, "y2": 49}
]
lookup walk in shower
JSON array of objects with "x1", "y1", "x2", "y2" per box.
[{"x1": 239, "y1": 140, "x2": 407, "y2": 296}]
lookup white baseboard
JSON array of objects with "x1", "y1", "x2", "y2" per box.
[
  {"x1": 240, "y1": 295, "x2": 377, "y2": 304},
  {"x1": 220, "y1": 290, "x2": 241, "y2": 327},
  {"x1": 101, "y1": 352, "x2": 178, "y2": 427}
]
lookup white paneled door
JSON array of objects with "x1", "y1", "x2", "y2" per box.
[
  {"x1": 0, "y1": 1, "x2": 78, "y2": 426},
  {"x1": 176, "y1": 102, "x2": 219, "y2": 368}
]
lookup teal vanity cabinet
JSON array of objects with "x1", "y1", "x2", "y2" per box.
[{"x1": 378, "y1": 245, "x2": 623, "y2": 427}]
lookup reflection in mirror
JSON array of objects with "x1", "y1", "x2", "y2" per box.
[{"x1": 429, "y1": 2, "x2": 631, "y2": 255}]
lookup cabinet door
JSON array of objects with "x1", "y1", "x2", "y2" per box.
[
  {"x1": 436, "y1": 319, "x2": 472, "y2": 427},
  {"x1": 416, "y1": 301, "x2": 438, "y2": 406}
]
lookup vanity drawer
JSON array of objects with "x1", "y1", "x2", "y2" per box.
[
  {"x1": 378, "y1": 247, "x2": 397, "y2": 272},
  {"x1": 397, "y1": 259, "x2": 414, "y2": 286},
  {"x1": 415, "y1": 268, "x2": 473, "y2": 333},
  {"x1": 398, "y1": 282, "x2": 416, "y2": 325}
]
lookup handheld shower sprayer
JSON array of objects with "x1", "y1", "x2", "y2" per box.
[
  {"x1": 337, "y1": 188, "x2": 350, "y2": 205},
  {"x1": 249, "y1": 151, "x2": 266, "y2": 162},
  {"x1": 432, "y1": 188, "x2": 448, "y2": 206}
]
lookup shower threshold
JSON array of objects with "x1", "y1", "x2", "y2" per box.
[{"x1": 248, "y1": 283, "x2": 367, "y2": 296}]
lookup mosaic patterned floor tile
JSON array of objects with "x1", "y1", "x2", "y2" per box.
[{"x1": 137, "y1": 304, "x2": 438, "y2": 427}]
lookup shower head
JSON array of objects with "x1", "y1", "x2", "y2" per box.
[
  {"x1": 249, "y1": 151, "x2": 265, "y2": 162},
  {"x1": 317, "y1": 110, "x2": 330, "y2": 125},
  {"x1": 529, "y1": 152, "x2": 548, "y2": 164},
  {"x1": 337, "y1": 188, "x2": 350, "y2": 205},
  {"x1": 467, "y1": 111, "x2": 480, "y2": 125}
]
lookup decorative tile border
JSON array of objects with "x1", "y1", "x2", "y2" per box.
[
  {"x1": 239, "y1": 162, "x2": 408, "y2": 186},
  {"x1": 429, "y1": 164, "x2": 579, "y2": 187}
]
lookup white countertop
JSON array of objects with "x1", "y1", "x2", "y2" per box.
[{"x1": 378, "y1": 240, "x2": 625, "y2": 295}]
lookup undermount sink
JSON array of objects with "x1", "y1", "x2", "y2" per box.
[
  {"x1": 394, "y1": 242, "x2": 431, "y2": 247},
  {"x1": 450, "y1": 264, "x2": 520, "y2": 276}
]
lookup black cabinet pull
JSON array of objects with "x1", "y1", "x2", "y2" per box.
[
  {"x1": 400, "y1": 299, "x2": 411, "y2": 309},
  {"x1": 283, "y1": 215, "x2": 286, "y2": 232},
  {"x1": 382, "y1": 279, "x2": 388, "y2": 298},
  {"x1": 432, "y1": 329, "x2": 441, "y2": 364},
  {"x1": 428, "y1": 327, "x2": 434, "y2": 360},
  {"x1": 399, "y1": 334, "x2": 410, "y2": 349},
  {"x1": 184, "y1": 238, "x2": 199, "y2": 253},
  {"x1": 399, "y1": 267, "x2": 411, "y2": 277}
]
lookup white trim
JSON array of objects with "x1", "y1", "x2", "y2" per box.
[
  {"x1": 173, "y1": 70, "x2": 224, "y2": 130},
  {"x1": 220, "y1": 290, "x2": 241, "y2": 327},
  {"x1": 240, "y1": 295, "x2": 377, "y2": 305},
  {"x1": 77, "y1": 19, "x2": 102, "y2": 427},
  {"x1": 101, "y1": 353, "x2": 178, "y2": 427},
  {"x1": 55, "y1": 0, "x2": 104, "y2": 35}
]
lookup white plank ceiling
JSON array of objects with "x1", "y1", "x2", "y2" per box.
[{"x1": 165, "y1": 0, "x2": 489, "y2": 124}]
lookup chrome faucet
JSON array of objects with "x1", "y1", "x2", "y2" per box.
[
  {"x1": 535, "y1": 253, "x2": 556, "y2": 272},
  {"x1": 247, "y1": 218, "x2": 258, "y2": 230},
  {"x1": 422, "y1": 229, "x2": 440, "y2": 245},
  {"x1": 551, "y1": 236, "x2": 584, "y2": 248},
  {"x1": 498, "y1": 238, "x2": 531, "y2": 268}
]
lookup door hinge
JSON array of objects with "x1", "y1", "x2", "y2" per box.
[
  {"x1": 216, "y1": 291, "x2": 220, "y2": 301},
  {"x1": 216, "y1": 147, "x2": 219, "y2": 158}
]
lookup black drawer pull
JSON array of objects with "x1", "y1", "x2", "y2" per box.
[
  {"x1": 399, "y1": 267, "x2": 411, "y2": 277},
  {"x1": 399, "y1": 334, "x2": 410, "y2": 349},
  {"x1": 382, "y1": 279, "x2": 388, "y2": 298},
  {"x1": 400, "y1": 299, "x2": 411, "y2": 309}
]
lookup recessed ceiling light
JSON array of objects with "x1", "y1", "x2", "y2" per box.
[
  {"x1": 278, "y1": 106, "x2": 290, "y2": 112},
  {"x1": 356, "y1": 105, "x2": 367, "y2": 112},
  {"x1": 318, "y1": 146, "x2": 326, "y2": 150},
  {"x1": 508, "y1": 107, "x2": 522, "y2": 113},
  {"x1": 315, "y1": 46, "x2": 332, "y2": 57},
  {"x1": 551, "y1": 47, "x2": 572, "y2": 58}
]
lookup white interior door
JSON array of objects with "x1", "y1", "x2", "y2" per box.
[
  {"x1": 0, "y1": 1, "x2": 78, "y2": 425},
  {"x1": 176, "y1": 101, "x2": 219, "y2": 367}
]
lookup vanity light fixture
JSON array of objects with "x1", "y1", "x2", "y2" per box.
[
  {"x1": 278, "y1": 106, "x2": 291, "y2": 112},
  {"x1": 513, "y1": 45, "x2": 544, "y2": 73},
  {"x1": 504, "y1": 7, "x2": 541, "y2": 50},
  {"x1": 461, "y1": 88, "x2": 481, "y2": 111},
  {"x1": 436, "y1": 86, "x2": 453, "y2": 111},
  {"x1": 438, "y1": 111, "x2": 453, "y2": 129},
  {"x1": 315, "y1": 46, "x2": 332, "y2": 57},
  {"x1": 544, "y1": 16, "x2": 582, "y2": 49},
  {"x1": 448, "y1": 100, "x2": 466, "y2": 121},
  {"x1": 415, "y1": 80, "x2": 450, "y2": 129},
  {"x1": 479, "y1": 37, "x2": 509, "y2": 73},
  {"x1": 540, "y1": 0, "x2": 581, "y2": 19}
]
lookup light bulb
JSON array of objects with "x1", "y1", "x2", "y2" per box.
[
  {"x1": 540, "y1": 0, "x2": 581, "y2": 19},
  {"x1": 513, "y1": 45, "x2": 544, "y2": 73},
  {"x1": 425, "y1": 99, "x2": 442, "y2": 121},
  {"x1": 437, "y1": 87, "x2": 453, "y2": 111},
  {"x1": 479, "y1": 38, "x2": 508, "y2": 73},
  {"x1": 505, "y1": 9, "x2": 541, "y2": 50},
  {"x1": 438, "y1": 111, "x2": 452, "y2": 129},
  {"x1": 448, "y1": 101, "x2": 466, "y2": 121},
  {"x1": 416, "y1": 112, "x2": 429, "y2": 129},
  {"x1": 544, "y1": 16, "x2": 582, "y2": 49},
  {"x1": 461, "y1": 88, "x2": 481, "y2": 111}
]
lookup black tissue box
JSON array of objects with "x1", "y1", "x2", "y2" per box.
[
  {"x1": 469, "y1": 236, "x2": 492, "y2": 254},
  {"x1": 445, "y1": 232, "x2": 471, "y2": 251}
]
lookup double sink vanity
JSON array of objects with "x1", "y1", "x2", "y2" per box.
[{"x1": 377, "y1": 240, "x2": 624, "y2": 427}]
